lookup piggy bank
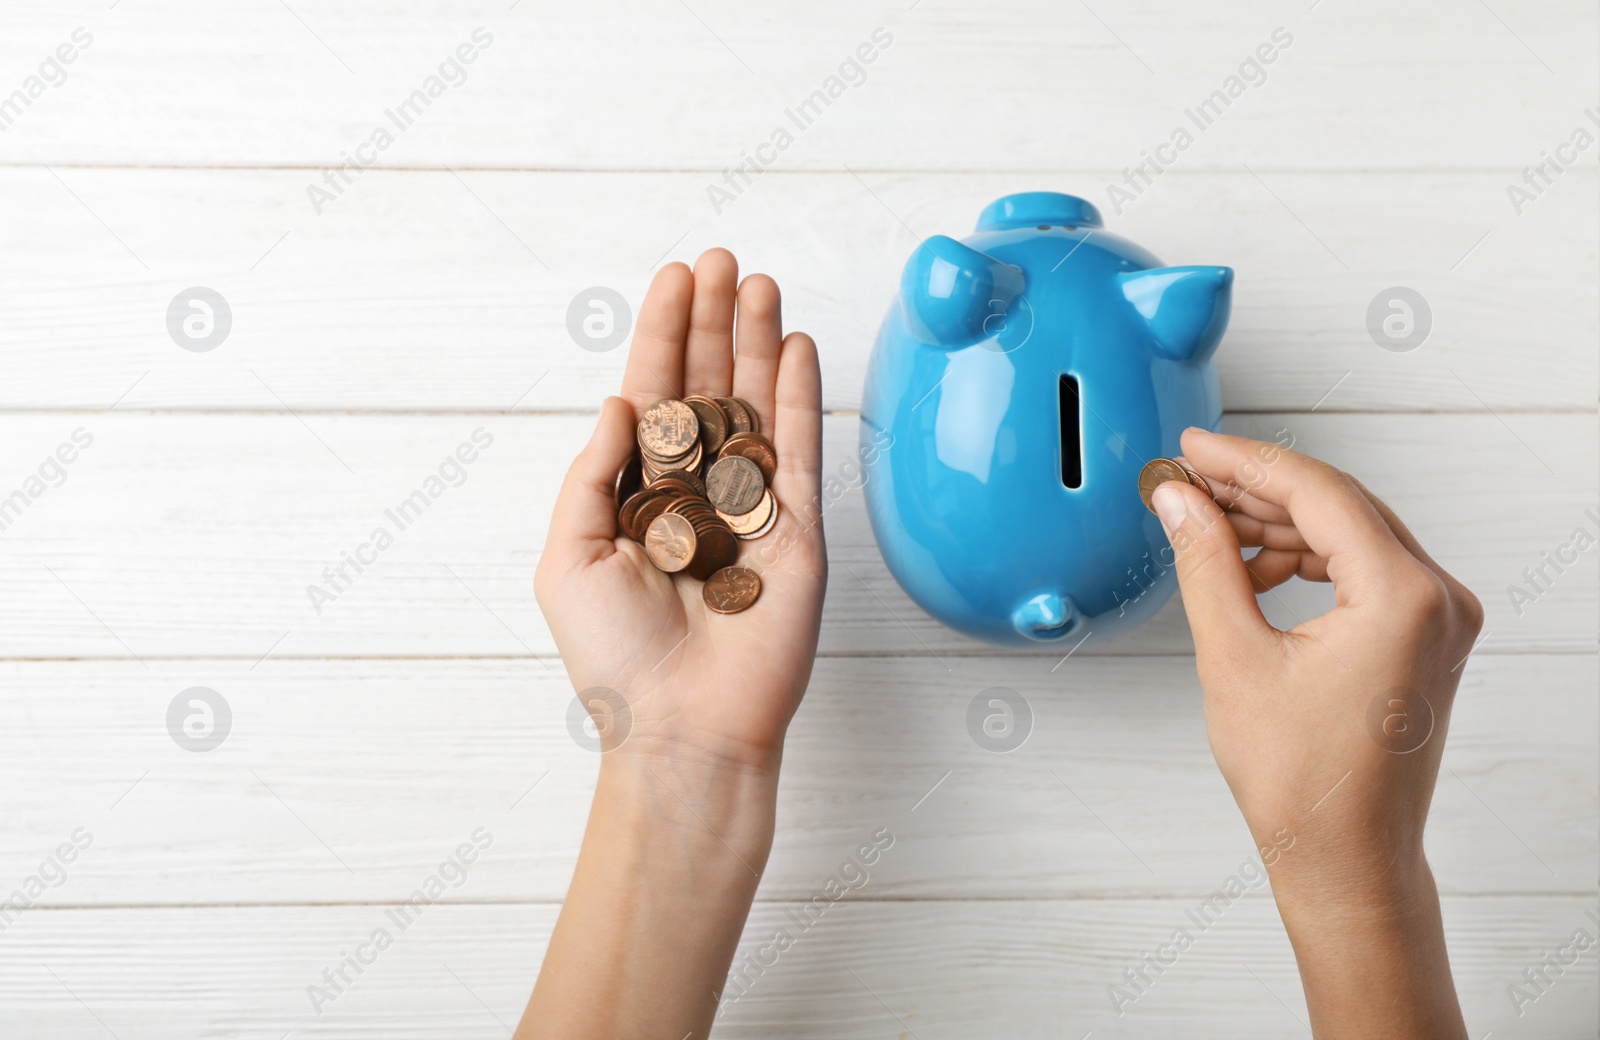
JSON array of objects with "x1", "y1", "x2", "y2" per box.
[{"x1": 860, "y1": 192, "x2": 1231, "y2": 647}]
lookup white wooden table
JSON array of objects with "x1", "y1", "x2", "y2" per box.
[{"x1": 0, "y1": 2, "x2": 1594, "y2": 1036}]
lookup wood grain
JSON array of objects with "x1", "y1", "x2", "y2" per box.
[
  {"x1": 0, "y1": 2, "x2": 1593, "y2": 1033},
  {"x1": 0, "y1": 898, "x2": 1592, "y2": 1038},
  {"x1": 0, "y1": 167, "x2": 1592, "y2": 411},
  {"x1": 0, "y1": 0, "x2": 1592, "y2": 171},
  {"x1": 0, "y1": 411, "x2": 1588, "y2": 660},
  {"x1": 0, "y1": 654, "x2": 1589, "y2": 904}
]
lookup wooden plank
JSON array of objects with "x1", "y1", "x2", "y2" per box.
[
  {"x1": 0, "y1": 0, "x2": 1592, "y2": 171},
  {"x1": 0, "y1": 898, "x2": 1592, "y2": 1037},
  {"x1": 0, "y1": 167, "x2": 1592, "y2": 411},
  {"x1": 0, "y1": 411, "x2": 1589, "y2": 660},
  {"x1": 0, "y1": 655, "x2": 1589, "y2": 904}
]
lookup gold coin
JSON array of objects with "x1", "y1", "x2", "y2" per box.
[
  {"x1": 638, "y1": 399, "x2": 699, "y2": 459},
  {"x1": 718, "y1": 489, "x2": 774, "y2": 535},
  {"x1": 644, "y1": 512, "x2": 697, "y2": 572},
  {"x1": 705, "y1": 455, "x2": 765, "y2": 515},
  {"x1": 703, "y1": 566, "x2": 762, "y2": 614},
  {"x1": 1138, "y1": 458, "x2": 1189, "y2": 514}
]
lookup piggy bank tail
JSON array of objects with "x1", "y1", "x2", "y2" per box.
[{"x1": 1011, "y1": 591, "x2": 1084, "y2": 641}]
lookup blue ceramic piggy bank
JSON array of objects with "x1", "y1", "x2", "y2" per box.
[{"x1": 860, "y1": 192, "x2": 1231, "y2": 647}]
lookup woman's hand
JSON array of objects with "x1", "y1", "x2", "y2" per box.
[
  {"x1": 521, "y1": 250, "x2": 825, "y2": 1040},
  {"x1": 1153, "y1": 427, "x2": 1483, "y2": 1040},
  {"x1": 534, "y1": 248, "x2": 826, "y2": 773}
]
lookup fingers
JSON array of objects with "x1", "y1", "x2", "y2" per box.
[
  {"x1": 1243, "y1": 548, "x2": 1331, "y2": 593},
  {"x1": 544, "y1": 397, "x2": 636, "y2": 569},
  {"x1": 731, "y1": 274, "x2": 783, "y2": 427},
  {"x1": 1148, "y1": 481, "x2": 1277, "y2": 658},
  {"x1": 1179, "y1": 427, "x2": 1420, "y2": 603},
  {"x1": 1342, "y1": 473, "x2": 1450, "y2": 578},
  {"x1": 771, "y1": 331, "x2": 824, "y2": 537},
  {"x1": 1225, "y1": 512, "x2": 1313, "y2": 553},
  {"x1": 621, "y1": 263, "x2": 692, "y2": 411},
  {"x1": 683, "y1": 249, "x2": 737, "y2": 397}
]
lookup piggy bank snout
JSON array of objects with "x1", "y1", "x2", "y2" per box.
[{"x1": 1010, "y1": 591, "x2": 1083, "y2": 641}]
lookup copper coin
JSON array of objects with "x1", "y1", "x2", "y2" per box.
[
  {"x1": 719, "y1": 432, "x2": 778, "y2": 484},
  {"x1": 650, "y1": 468, "x2": 706, "y2": 498},
  {"x1": 729, "y1": 397, "x2": 760, "y2": 434},
  {"x1": 718, "y1": 489, "x2": 774, "y2": 535},
  {"x1": 683, "y1": 396, "x2": 730, "y2": 455},
  {"x1": 687, "y1": 522, "x2": 739, "y2": 580},
  {"x1": 1174, "y1": 458, "x2": 1213, "y2": 498},
  {"x1": 614, "y1": 456, "x2": 642, "y2": 511},
  {"x1": 644, "y1": 512, "x2": 697, "y2": 572},
  {"x1": 741, "y1": 496, "x2": 779, "y2": 539},
  {"x1": 705, "y1": 455, "x2": 765, "y2": 515},
  {"x1": 633, "y1": 492, "x2": 674, "y2": 538},
  {"x1": 638, "y1": 399, "x2": 699, "y2": 459},
  {"x1": 1138, "y1": 458, "x2": 1190, "y2": 514},
  {"x1": 716, "y1": 396, "x2": 755, "y2": 435},
  {"x1": 702, "y1": 566, "x2": 762, "y2": 614},
  {"x1": 618, "y1": 488, "x2": 662, "y2": 541}
]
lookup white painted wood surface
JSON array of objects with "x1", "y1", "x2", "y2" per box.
[
  {"x1": 1, "y1": 898, "x2": 1594, "y2": 1039},
  {"x1": 0, "y1": 655, "x2": 1592, "y2": 904},
  {"x1": 0, "y1": 412, "x2": 1589, "y2": 657},
  {"x1": 0, "y1": 0, "x2": 1594, "y2": 1036},
  {"x1": 0, "y1": 168, "x2": 1593, "y2": 412}
]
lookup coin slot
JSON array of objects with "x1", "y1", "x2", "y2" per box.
[{"x1": 1059, "y1": 374, "x2": 1082, "y2": 489}]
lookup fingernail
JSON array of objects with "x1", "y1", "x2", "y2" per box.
[{"x1": 1151, "y1": 484, "x2": 1187, "y2": 537}]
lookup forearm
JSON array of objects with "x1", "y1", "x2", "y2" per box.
[
  {"x1": 520, "y1": 746, "x2": 779, "y2": 1040},
  {"x1": 1272, "y1": 852, "x2": 1467, "y2": 1040}
]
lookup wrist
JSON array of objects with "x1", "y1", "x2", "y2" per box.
[
  {"x1": 1264, "y1": 824, "x2": 1430, "y2": 922},
  {"x1": 595, "y1": 739, "x2": 781, "y2": 872},
  {"x1": 1270, "y1": 844, "x2": 1435, "y2": 942},
  {"x1": 1269, "y1": 851, "x2": 1466, "y2": 1040}
]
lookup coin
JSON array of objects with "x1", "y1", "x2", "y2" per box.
[
  {"x1": 683, "y1": 395, "x2": 729, "y2": 455},
  {"x1": 740, "y1": 495, "x2": 778, "y2": 539},
  {"x1": 730, "y1": 397, "x2": 761, "y2": 434},
  {"x1": 703, "y1": 566, "x2": 761, "y2": 614},
  {"x1": 720, "y1": 432, "x2": 778, "y2": 484},
  {"x1": 1174, "y1": 458, "x2": 1213, "y2": 498},
  {"x1": 632, "y1": 492, "x2": 674, "y2": 542},
  {"x1": 718, "y1": 488, "x2": 774, "y2": 536},
  {"x1": 638, "y1": 399, "x2": 699, "y2": 459},
  {"x1": 716, "y1": 396, "x2": 755, "y2": 435},
  {"x1": 705, "y1": 455, "x2": 765, "y2": 515},
  {"x1": 618, "y1": 488, "x2": 660, "y2": 541},
  {"x1": 618, "y1": 396, "x2": 781, "y2": 573},
  {"x1": 614, "y1": 456, "x2": 642, "y2": 512},
  {"x1": 645, "y1": 512, "x2": 697, "y2": 572},
  {"x1": 650, "y1": 468, "x2": 706, "y2": 498},
  {"x1": 1138, "y1": 458, "x2": 1190, "y2": 513},
  {"x1": 687, "y1": 522, "x2": 739, "y2": 580}
]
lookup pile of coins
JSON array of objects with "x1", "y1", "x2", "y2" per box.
[
  {"x1": 614, "y1": 395, "x2": 777, "y2": 614},
  {"x1": 1137, "y1": 457, "x2": 1213, "y2": 512}
]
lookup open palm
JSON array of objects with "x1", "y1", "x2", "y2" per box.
[{"x1": 534, "y1": 250, "x2": 826, "y2": 766}]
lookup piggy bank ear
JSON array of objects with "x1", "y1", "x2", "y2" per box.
[
  {"x1": 900, "y1": 235, "x2": 1026, "y2": 348},
  {"x1": 1118, "y1": 266, "x2": 1233, "y2": 362}
]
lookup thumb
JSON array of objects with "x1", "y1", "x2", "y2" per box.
[
  {"x1": 1150, "y1": 481, "x2": 1275, "y2": 657},
  {"x1": 545, "y1": 396, "x2": 637, "y2": 562}
]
